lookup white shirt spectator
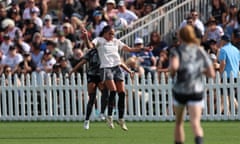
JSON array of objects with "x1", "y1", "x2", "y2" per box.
[
  {"x1": 42, "y1": 25, "x2": 56, "y2": 38},
  {"x1": 205, "y1": 25, "x2": 224, "y2": 43},
  {"x1": 117, "y1": 10, "x2": 138, "y2": 25},
  {"x1": 0, "y1": 42, "x2": 13, "y2": 55},
  {"x1": 2, "y1": 53, "x2": 23, "y2": 70},
  {"x1": 23, "y1": 7, "x2": 40, "y2": 20},
  {"x1": 21, "y1": 42, "x2": 31, "y2": 53},
  {"x1": 94, "y1": 21, "x2": 108, "y2": 37},
  {"x1": 34, "y1": 17, "x2": 43, "y2": 28},
  {"x1": 179, "y1": 19, "x2": 205, "y2": 35}
]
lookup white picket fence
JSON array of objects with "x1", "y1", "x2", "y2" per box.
[{"x1": 0, "y1": 72, "x2": 239, "y2": 121}]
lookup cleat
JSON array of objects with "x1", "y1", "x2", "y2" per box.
[
  {"x1": 118, "y1": 119, "x2": 128, "y2": 131},
  {"x1": 83, "y1": 120, "x2": 90, "y2": 130},
  {"x1": 99, "y1": 113, "x2": 106, "y2": 121},
  {"x1": 106, "y1": 116, "x2": 115, "y2": 129}
]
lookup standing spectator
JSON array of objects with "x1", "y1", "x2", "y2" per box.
[
  {"x1": 211, "y1": 0, "x2": 227, "y2": 26},
  {"x1": 218, "y1": 34, "x2": 240, "y2": 115},
  {"x1": 117, "y1": 1, "x2": 138, "y2": 25},
  {"x1": 83, "y1": 25, "x2": 152, "y2": 131},
  {"x1": 148, "y1": 31, "x2": 168, "y2": 57},
  {"x1": 169, "y1": 25, "x2": 215, "y2": 144}
]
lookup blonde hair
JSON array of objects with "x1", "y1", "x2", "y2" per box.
[{"x1": 179, "y1": 25, "x2": 200, "y2": 45}]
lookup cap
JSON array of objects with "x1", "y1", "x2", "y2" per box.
[
  {"x1": 134, "y1": 37, "x2": 144, "y2": 44},
  {"x1": 208, "y1": 38, "x2": 217, "y2": 44},
  {"x1": 118, "y1": 1, "x2": 125, "y2": 6},
  {"x1": 44, "y1": 14, "x2": 52, "y2": 21},
  {"x1": 233, "y1": 28, "x2": 240, "y2": 38},
  {"x1": 221, "y1": 34, "x2": 231, "y2": 42},
  {"x1": 93, "y1": 10, "x2": 102, "y2": 17},
  {"x1": 106, "y1": 0, "x2": 115, "y2": 5},
  {"x1": 59, "y1": 56, "x2": 67, "y2": 62},
  {"x1": 9, "y1": 45, "x2": 16, "y2": 50},
  {"x1": 44, "y1": 49, "x2": 51, "y2": 55},
  {"x1": 230, "y1": 3, "x2": 236, "y2": 8}
]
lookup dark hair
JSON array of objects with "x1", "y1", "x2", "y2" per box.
[{"x1": 99, "y1": 25, "x2": 112, "y2": 37}]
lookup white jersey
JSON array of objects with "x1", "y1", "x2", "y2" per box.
[{"x1": 92, "y1": 37, "x2": 125, "y2": 68}]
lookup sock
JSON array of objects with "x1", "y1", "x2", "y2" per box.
[
  {"x1": 195, "y1": 136, "x2": 203, "y2": 144},
  {"x1": 108, "y1": 91, "x2": 116, "y2": 116},
  {"x1": 118, "y1": 92, "x2": 125, "y2": 119},
  {"x1": 85, "y1": 93, "x2": 96, "y2": 120},
  {"x1": 101, "y1": 88, "x2": 109, "y2": 114}
]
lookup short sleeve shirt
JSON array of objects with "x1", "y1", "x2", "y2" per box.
[
  {"x1": 83, "y1": 48, "x2": 101, "y2": 76},
  {"x1": 92, "y1": 37, "x2": 125, "y2": 68},
  {"x1": 170, "y1": 44, "x2": 212, "y2": 94}
]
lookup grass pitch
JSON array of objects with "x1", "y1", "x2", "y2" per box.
[{"x1": 0, "y1": 121, "x2": 239, "y2": 144}]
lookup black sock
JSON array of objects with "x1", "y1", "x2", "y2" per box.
[
  {"x1": 118, "y1": 92, "x2": 125, "y2": 119},
  {"x1": 195, "y1": 136, "x2": 203, "y2": 144},
  {"x1": 85, "y1": 93, "x2": 96, "y2": 120},
  {"x1": 101, "y1": 89, "x2": 109, "y2": 114},
  {"x1": 175, "y1": 142, "x2": 183, "y2": 144},
  {"x1": 108, "y1": 91, "x2": 116, "y2": 116}
]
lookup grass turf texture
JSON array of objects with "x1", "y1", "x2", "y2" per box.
[{"x1": 0, "y1": 121, "x2": 239, "y2": 144}]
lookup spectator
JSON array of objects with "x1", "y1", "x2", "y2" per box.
[
  {"x1": 211, "y1": 0, "x2": 227, "y2": 26},
  {"x1": 132, "y1": 37, "x2": 157, "y2": 79},
  {"x1": 32, "y1": 32, "x2": 47, "y2": 51},
  {"x1": 30, "y1": 42, "x2": 44, "y2": 67},
  {"x1": 129, "y1": 0, "x2": 145, "y2": 18},
  {"x1": 104, "y1": 0, "x2": 118, "y2": 26},
  {"x1": 117, "y1": 1, "x2": 138, "y2": 25},
  {"x1": 232, "y1": 26, "x2": 240, "y2": 50},
  {"x1": 23, "y1": 19, "x2": 41, "y2": 43},
  {"x1": 30, "y1": 8, "x2": 43, "y2": 28},
  {"x1": 56, "y1": 31, "x2": 73, "y2": 59},
  {"x1": 8, "y1": 3, "x2": 24, "y2": 29},
  {"x1": 58, "y1": 56, "x2": 72, "y2": 76},
  {"x1": 148, "y1": 31, "x2": 168, "y2": 57},
  {"x1": 142, "y1": 3, "x2": 154, "y2": 17},
  {"x1": 16, "y1": 52, "x2": 37, "y2": 76},
  {"x1": 125, "y1": 56, "x2": 145, "y2": 79},
  {"x1": 0, "y1": 34, "x2": 14, "y2": 55},
  {"x1": 203, "y1": 16, "x2": 224, "y2": 46},
  {"x1": 186, "y1": 16, "x2": 203, "y2": 41},
  {"x1": 22, "y1": 0, "x2": 40, "y2": 20},
  {"x1": 156, "y1": 50, "x2": 169, "y2": 81},
  {"x1": 90, "y1": 10, "x2": 108, "y2": 38},
  {"x1": 225, "y1": 3, "x2": 238, "y2": 36},
  {"x1": 68, "y1": 45, "x2": 84, "y2": 76},
  {"x1": 179, "y1": 9, "x2": 205, "y2": 36},
  {"x1": 62, "y1": 22, "x2": 77, "y2": 47},
  {"x1": 1, "y1": 45, "x2": 23, "y2": 74},
  {"x1": 0, "y1": 50, "x2": 6, "y2": 74},
  {"x1": 36, "y1": 49, "x2": 56, "y2": 73},
  {"x1": 2, "y1": 18, "x2": 21, "y2": 40},
  {"x1": 45, "y1": 40, "x2": 64, "y2": 60},
  {"x1": 14, "y1": 32, "x2": 31, "y2": 54},
  {"x1": 41, "y1": 14, "x2": 57, "y2": 42}
]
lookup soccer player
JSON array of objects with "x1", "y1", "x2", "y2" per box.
[{"x1": 169, "y1": 25, "x2": 215, "y2": 144}]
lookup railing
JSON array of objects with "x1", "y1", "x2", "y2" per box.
[{"x1": 0, "y1": 72, "x2": 239, "y2": 121}]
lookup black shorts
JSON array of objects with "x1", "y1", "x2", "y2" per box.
[
  {"x1": 87, "y1": 74, "x2": 101, "y2": 84},
  {"x1": 173, "y1": 91, "x2": 204, "y2": 105}
]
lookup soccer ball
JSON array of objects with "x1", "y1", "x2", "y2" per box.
[{"x1": 113, "y1": 17, "x2": 128, "y2": 31}]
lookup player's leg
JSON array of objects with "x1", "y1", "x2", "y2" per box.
[{"x1": 174, "y1": 105, "x2": 186, "y2": 144}]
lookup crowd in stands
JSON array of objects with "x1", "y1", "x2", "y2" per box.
[
  {"x1": 0, "y1": 0, "x2": 239, "y2": 83},
  {"x1": 0, "y1": 0, "x2": 170, "y2": 79}
]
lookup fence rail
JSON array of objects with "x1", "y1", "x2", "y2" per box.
[{"x1": 0, "y1": 72, "x2": 239, "y2": 121}]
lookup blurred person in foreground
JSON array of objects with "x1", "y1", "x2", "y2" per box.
[{"x1": 169, "y1": 25, "x2": 215, "y2": 144}]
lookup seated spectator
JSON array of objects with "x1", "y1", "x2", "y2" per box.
[
  {"x1": 131, "y1": 37, "x2": 156, "y2": 79},
  {"x1": 23, "y1": 19, "x2": 41, "y2": 43},
  {"x1": 22, "y1": 0, "x2": 40, "y2": 20},
  {"x1": 62, "y1": 22, "x2": 77, "y2": 47},
  {"x1": 90, "y1": 10, "x2": 108, "y2": 38},
  {"x1": 58, "y1": 56, "x2": 72, "y2": 76},
  {"x1": 186, "y1": 16, "x2": 203, "y2": 41},
  {"x1": 68, "y1": 45, "x2": 84, "y2": 76},
  {"x1": 104, "y1": 0, "x2": 118, "y2": 26},
  {"x1": 30, "y1": 42, "x2": 44, "y2": 67},
  {"x1": 0, "y1": 34, "x2": 14, "y2": 55},
  {"x1": 211, "y1": 0, "x2": 227, "y2": 26},
  {"x1": 129, "y1": 0, "x2": 145, "y2": 18},
  {"x1": 148, "y1": 31, "x2": 168, "y2": 57},
  {"x1": 16, "y1": 52, "x2": 37, "y2": 76},
  {"x1": 142, "y1": 3, "x2": 154, "y2": 17},
  {"x1": 203, "y1": 16, "x2": 224, "y2": 46},
  {"x1": 56, "y1": 31, "x2": 73, "y2": 59},
  {"x1": 45, "y1": 40, "x2": 64, "y2": 60},
  {"x1": 1, "y1": 45, "x2": 23, "y2": 74},
  {"x1": 2, "y1": 18, "x2": 21, "y2": 40},
  {"x1": 36, "y1": 49, "x2": 56, "y2": 73},
  {"x1": 30, "y1": 7, "x2": 43, "y2": 28},
  {"x1": 225, "y1": 3, "x2": 238, "y2": 36},
  {"x1": 8, "y1": 5, "x2": 24, "y2": 30},
  {"x1": 14, "y1": 32, "x2": 31, "y2": 53},
  {"x1": 156, "y1": 50, "x2": 169, "y2": 78},
  {"x1": 117, "y1": 1, "x2": 138, "y2": 25},
  {"x1": 32, "y1": 32, "x2": 47, "y2": 51},
  {"x1": 41, "y1": 14, "x2": 57, "y2": 42}
]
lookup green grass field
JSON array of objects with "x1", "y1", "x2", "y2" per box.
[{"x1": 0, "y1": 121, "x2": 239, "y2": 144}]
